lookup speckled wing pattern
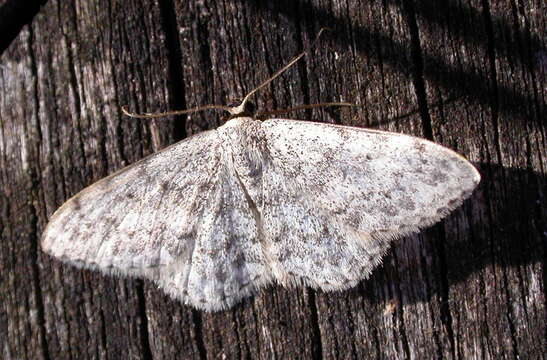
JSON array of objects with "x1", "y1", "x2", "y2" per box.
[
  {"x1": 259, "y1": 119, "x2": 480, "y2": 291},
  {"x1": 42, "y1": 117, "x2": 480, "y2": 311},
  {"x1": 42, "y1": 128, "x2": 269, "y2": 310}
]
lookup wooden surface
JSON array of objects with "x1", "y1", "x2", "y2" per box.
[{"x1": 0, "y1": 0, "x2": 545, "y2": 358}]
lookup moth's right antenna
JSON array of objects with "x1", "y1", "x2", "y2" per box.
[{"x1": 230, "y1": 28, "x2": 331, "y2": 115}]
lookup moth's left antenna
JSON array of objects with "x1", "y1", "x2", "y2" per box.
[{"x1": 121, "y1": 104, "x2": 232, "y2": 119}]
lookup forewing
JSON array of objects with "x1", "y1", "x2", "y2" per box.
[
  {"x1": 42, "y1": 131, "x2": 221, "y2": 275},
  {"x1": 42, "y1": 129, "x2": 267, "y2": 310},
  {"x1": 260, "y1": 119, "x2": 480, "y2": 289}
]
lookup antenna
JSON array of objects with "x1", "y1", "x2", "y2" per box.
[
  {"x1": 122, "y1": 28, "x2": 354, "y2": 119},
  {"x1": 121, "y1": 104, "x2": 232, "y2": 119}
]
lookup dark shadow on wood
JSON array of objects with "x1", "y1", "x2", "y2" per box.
[
  {"x1": 401, "y1": 0, "x2": 545, "y2": 66},
  {"x1": 237, "y1": 0, "x2": 545, "y2": 124},
  {"x1": 0, "y1": 0, "x2": 48, "y2": 55}
]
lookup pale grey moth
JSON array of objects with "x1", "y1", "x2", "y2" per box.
[{"x1": 41, "y1": 40, "x2": 480, "y2": 312}]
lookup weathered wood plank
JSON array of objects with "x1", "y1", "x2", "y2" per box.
[
  {"x1": 0, "y1": 0, "x2": 544, "y2": 359},
  {"x1": 414, "y1": 0, "x2": 545, "y2": 358}
]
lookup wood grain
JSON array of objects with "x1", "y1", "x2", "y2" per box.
[{"x1": 0, "y1": 0, "x2": 544, "y2": 358}]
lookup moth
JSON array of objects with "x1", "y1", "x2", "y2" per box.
[{"x1": 41, "y1": 34, "x2": 480, "y2": 311}]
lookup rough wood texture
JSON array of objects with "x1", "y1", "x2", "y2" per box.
[{"x1": 0, "y1": 0, "x2": 544, "y2": 358}]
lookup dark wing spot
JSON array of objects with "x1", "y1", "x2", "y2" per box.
[
  {"x1": 414, "y1": 141, "x2": 426, "y2": 152},
  {"x1": 160, "y1": 181, "x2": 170, "y2": 191},
  {"x1": 400, "y1": 198, "x2": 416, "y2": 211},
  {"x1": 72, "y1": 198, "x2": 82, "y2": 210},
  {"x1": 215, "y1": 270, "x2": 227, "y2": 282},
  {"x1": 382, "y1": 205, "x2": 399, "y2": 216}
]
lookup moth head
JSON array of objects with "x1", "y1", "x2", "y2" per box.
[{"x1": 226, "y1": 99, "x2": 257, "y2": 120}]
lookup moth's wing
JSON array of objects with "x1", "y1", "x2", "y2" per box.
[
  {"x1": 169, "y1": 143, "x2": 271, "y2": 311},
  {"x1": 42, "y1": 129, "x2": 268, "y2": 311},
  {"x1": 259, "y1": 119, "x2": 480, "y2": 290}
]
